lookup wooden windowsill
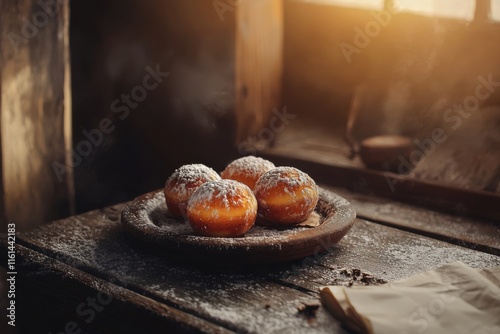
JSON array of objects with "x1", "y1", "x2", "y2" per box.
[{"x1": 259, "y1": 130, "x2": 500, "y2": 222}]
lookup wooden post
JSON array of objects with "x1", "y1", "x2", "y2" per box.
[
  {"x1": 235, "y1": 0, "x2": 284, "y2": 143},
  {"x1": 0, "y1": 0, "x2": 74, "y2": 232},
  {"x1": 0, "y1": 55, "x2": 4, "y2": 227},
  {"x1": 475, "y1": 0, "x2": 492, "y2": 22}
]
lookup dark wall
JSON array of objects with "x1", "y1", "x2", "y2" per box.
[{"x1": 71, "y1": 0, "x2": 239, "y2": 213}]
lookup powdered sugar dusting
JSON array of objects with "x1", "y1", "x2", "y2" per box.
[
  {"x1": 221, "y1": 156, "x2": 275, "y2": 179},
  {"x1": 255, "y1": 166, "x2": 318, "y2": 197},
  {"x1": 188, "y1": 179, "x2": 253, "y2": 212},
  {"x1": 120, "y1": 187, "x2": 357, "y2": 262},
  {"x1": 126, "y1": 190, "x2": 329, "y2": 244},
  {"x1": 165, "y1": 164, "x2": 220, "y2": 198}
]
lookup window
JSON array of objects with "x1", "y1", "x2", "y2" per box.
[
  {"x1": 394, "y1": 0, "x2": 475, "y2": 21},
  {"x1": 492, "y1": 0, "x2": 500, "y2": 21},
  {"x1": 303, "y1": 0, "x2": 383, "y2": 10},
  {"x1": 303, "y1": 0, "x2": 500, "y2": 23}
]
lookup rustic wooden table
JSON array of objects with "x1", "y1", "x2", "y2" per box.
[{"x1": 3, "y1": 184, "x2": 499, "y2": 334}]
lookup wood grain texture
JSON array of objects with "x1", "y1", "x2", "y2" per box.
[
  {"x1": 3, "y1": 244, "x2": 231, "y2": 334},
  {"x1": 405, "y1": 104, "x2": 500, "y2": 193},
  {"x1": 0, "y1": 45, "x2": 5, "y2": 229},
  {"x1": 0, "y1": 0, "x2": 74, "y2": 231},
  {"x1": 235, "y1": 0, "x2": 284, "y2": 142},
  {"x1": 62, "y1": 0, "x2": 75, "y2": 214},
  {"x1": 10, "y1": 194, "x2": 500, "y2": 333},
  {"x1": 324, "y1": 185, "x2": 500, "y2": 256}
]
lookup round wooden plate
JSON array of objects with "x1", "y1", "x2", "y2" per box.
[{"x1": 121, "y1": 188, "x2": 356, "y2": 263}]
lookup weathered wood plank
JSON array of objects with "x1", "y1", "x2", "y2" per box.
[
  {"x1": 0, "y1": 0, "x2": 74, "y2": 231},
  {"x1": 235, "y1": 0, "x2": 284, "y2": 142},
  {"x1": 14, "y1": 197, "x2": 500, "y2": 333},
  {"x1": 0, "y1": 57, "x2": 5, "y2": 228},
  {"x1": 1, "y1": 243, "x2": 230, "y2": 334},
  {"x1": 273, "y1": 219, "x2": 500, "y2": 293},
  {"x1": 407, "y1": 105, "x2": 500, "y2": 193},
  {"x1": 322, "y1": 185, "x2": 500, "y2": 255}
]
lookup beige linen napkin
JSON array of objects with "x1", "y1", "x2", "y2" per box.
[{"x1": 320, "y1": 262, "x2": 500, "y2": 334}]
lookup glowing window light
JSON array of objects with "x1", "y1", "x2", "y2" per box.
[
  {"x1": 492, "y1": 0, "x2": 500, "y2": 21},
  {"x1": 394, "y1": 0, "x2": 475, "y2": 21},
  {"x1": 302, "y1": 0, "x2": 384, "y2": 10}
]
